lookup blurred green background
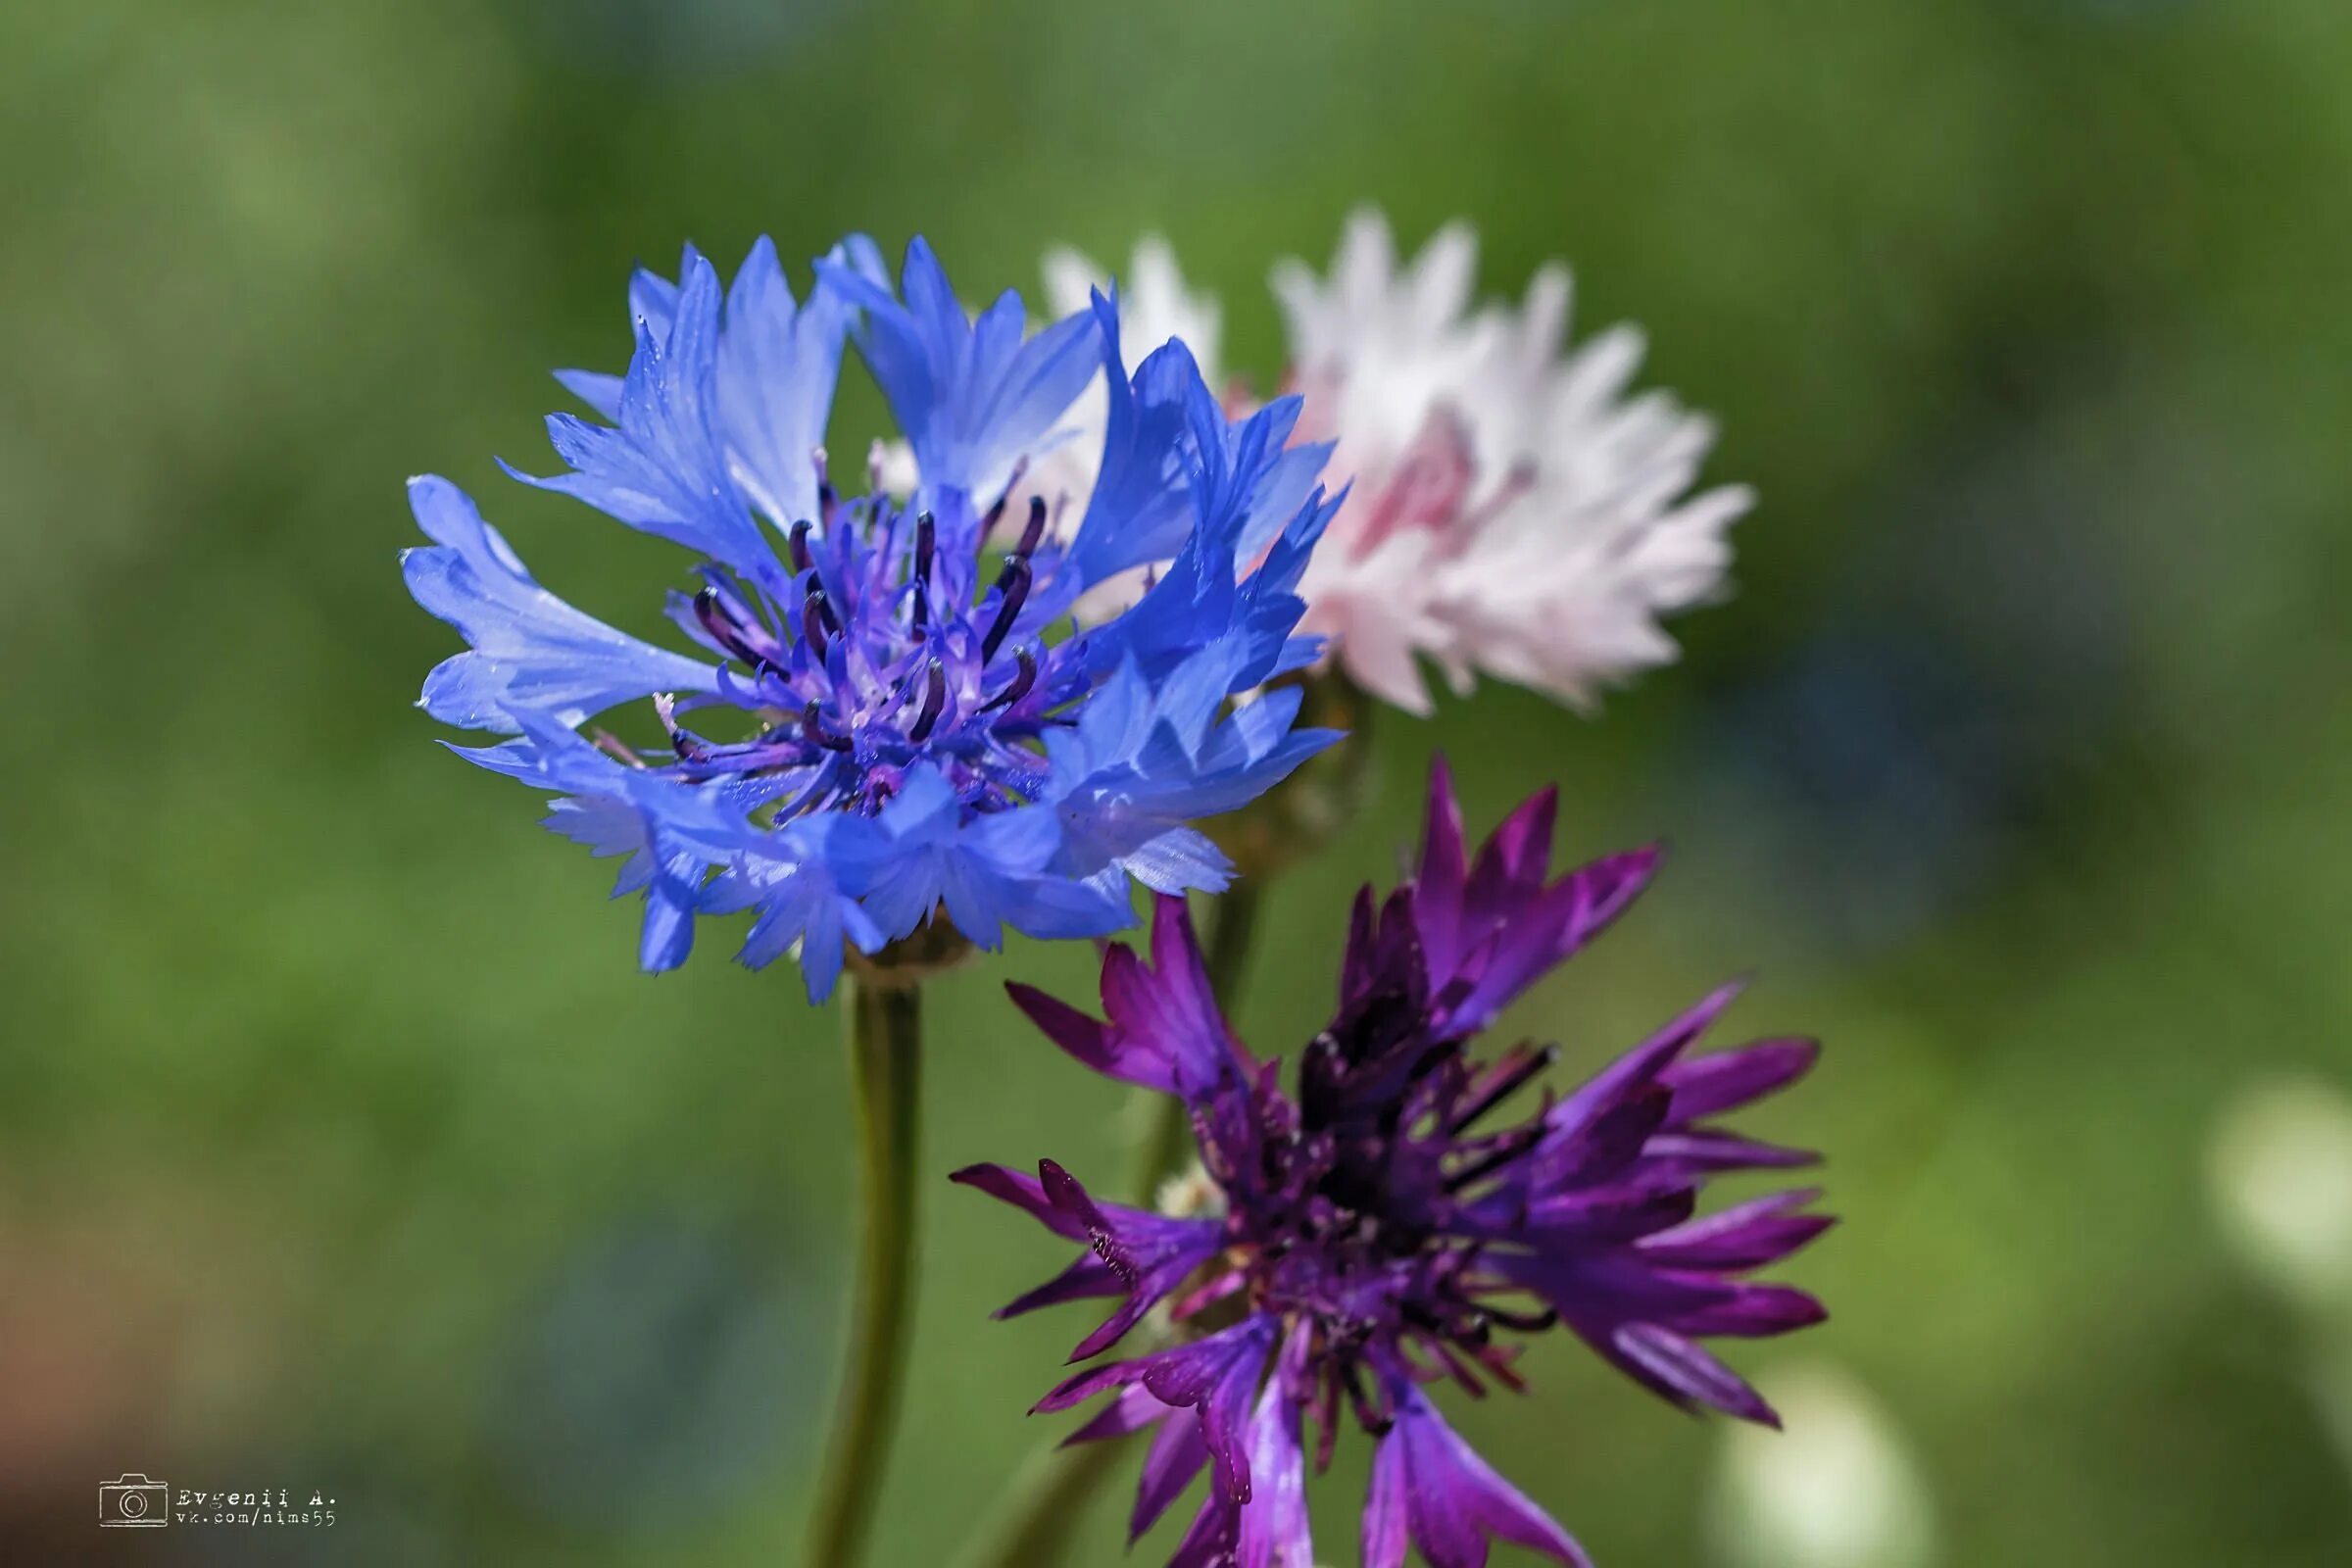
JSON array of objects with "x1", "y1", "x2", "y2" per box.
[{"x1": 7, "y1": 0, "x2": 2351, "y2": 1562}]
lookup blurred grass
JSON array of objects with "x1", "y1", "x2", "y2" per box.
[{"x1": 4, "y1": 0, "x2": 2351, "y2": 1562}]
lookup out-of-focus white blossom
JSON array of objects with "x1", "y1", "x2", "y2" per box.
[
  {"x1": 1707, "y1": 1360, "x2": 1937, "y2": 1568},
  {"x1": 1036, "y1": 211, "x2": 1750, "y2": 713},
  {"x1": 2207, "y1": 1076, "x2": 2352, "y2": 1316}
]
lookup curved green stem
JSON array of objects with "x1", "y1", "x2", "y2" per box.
[
  {"x1": 807, "y1": 975, "x2": 924, "y2": 1568},
  {"x1": 953, "y1": 883, "x2": 1263, "y2": 1568}
]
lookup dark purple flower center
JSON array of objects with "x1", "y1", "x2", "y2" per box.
[{"x1": 1196, "y1": 981, "x2": 1560, "y2": 1438}]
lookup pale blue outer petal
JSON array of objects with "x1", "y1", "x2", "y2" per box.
[
  {"x1": 509, "y1": 249, "x2": 785, "y2": 585},
  {"x1": 402, "y1": 474, "x2": 719, "y2": 732}
]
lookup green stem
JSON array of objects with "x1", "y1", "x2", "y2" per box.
[
  {"x1": 952, "y1": 883, "x2": 1263, "y2": 1568},
  {"x1": 806, "y1": 975, "x2": 924, "y2": 1568}
]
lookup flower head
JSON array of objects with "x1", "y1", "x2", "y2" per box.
[
  {"x1": 404, "y1": 235, "x2": 1345, "y2": 997},
  {"x1": 958, "y1": 760, "x2": 1829, "y2": 1565},
  {"x1": 1036, "y1": 211, "x2": 1753, "y2": 715}
]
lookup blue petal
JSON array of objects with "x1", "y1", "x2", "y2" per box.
[
  {"x1": 1063, "y1": 306, "x2": 1201, "y2": 587},
  {"x1": 403, "y1": 475, "x2": 719, "y2": 732},
  {"x1": 508, "y1": 249, "x2": 785, "y2": 584},
  {"x1": 821, "y1": 235, "x2": 1101, "y2": 514},
  {"x1": 717, "y1": 235, "x2": 854, "y2": 529}
]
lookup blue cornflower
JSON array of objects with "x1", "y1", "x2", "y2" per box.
[{"x1": 404, "y1": 235, "x2": 1344, "y2": 998}]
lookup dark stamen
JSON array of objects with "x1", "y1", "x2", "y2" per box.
[
  {"x1": 1015, "y1": 494, "x2": 1049, "y2": 557},
  {"x1": 800, "y1": 702, "x2": 853, "y2": 753},
  {"x1": 977, "y1": 646, "x2": 1038, "y2": 712},
  {"x1": 1443, "y1": 1124, "x2": 1544, "y2": 1193},
  {"x1": 981, "y1": 559, "x2": 1031, "y2": 662},
  {"x1": 909, "y1": 511, "x2": 936, "y2": 637},
  {"x1": 654, "y1": 694, "x2": 708, "y2": 760},
  {"x1": 1447, "y1": 1044, "x2": 1560, "y2": 1135},
  {"x1": 1341, "y1": 1361, "x2": 1391, "y2": 1437},
  {"x1": 804, "y1": 585, "x2": 840, "y2": 667},
  {"x1": 788, "y1": 518, "x2": 813, "y2": 574},
  {"x1": 907, "y1": 659, "x2": 947, "y2": 743},
  {"x1": 1478, "y1": 1303, "x2": 1559, "y2": 1335},
  {"x1": 692, "y1": 586, "x2": 786, "y2": 669}
]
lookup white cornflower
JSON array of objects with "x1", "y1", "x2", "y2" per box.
[{"x1": 1042, "y1": 210, "x2": 1752, "y2": 713}]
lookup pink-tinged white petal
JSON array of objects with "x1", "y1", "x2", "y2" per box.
[{"x1": 1275, "y1": 207, "x2": 1750, "y2": 714}]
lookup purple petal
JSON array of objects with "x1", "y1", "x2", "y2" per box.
[
  {"x1": 1062, "y1": 1383, "x2": 1171, "y2": 1447},
  {"x1": 1382, "y1": 1383, "x2": 1593, "y2": 1568},
  {"x1": 1610, "y1": 1322, "x2": 1779, "y2": 1425},
  {"x1": 1638, "y1": 1190, "x2": 1834, "y2": 1270},
  {"x1": 1667, "y1": 1281, "x2": 1828, "y2": 1339},
  {"x1": 1132, "y1": 1405, "x2": 1211, "y2": 1541},
  {"x1": 1037, "y1": 1158, "x2": 1227, "y2": 1361},
  {"x1": 1235, "y1": 1383, "x2": 1313, "y2": 1568},
  {"x1": 1544, "y1": 981, "x2": 1744, "y2": 1154},
  {"x1": 948, "y1": 1162, "x2": 1090, "y2": 1242},
  {"x1": 996, "y1": 1252, "x2": 1121, "y2": 1319},
  {"x1": 1661, "y1": 1037, "x2": 1821, "y2": 1124},
  {"x1": 1136, "y1": 1316, "x2": 1279, "y2": 1504}
]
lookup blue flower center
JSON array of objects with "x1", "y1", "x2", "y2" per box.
[{"x1": 646, "y1": 480, "x2": 1080, "y2": 821}]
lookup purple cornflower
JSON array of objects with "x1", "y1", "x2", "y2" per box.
[{"x1": 956, "y1": 760, "x2": 1830, "y2": 1566}]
